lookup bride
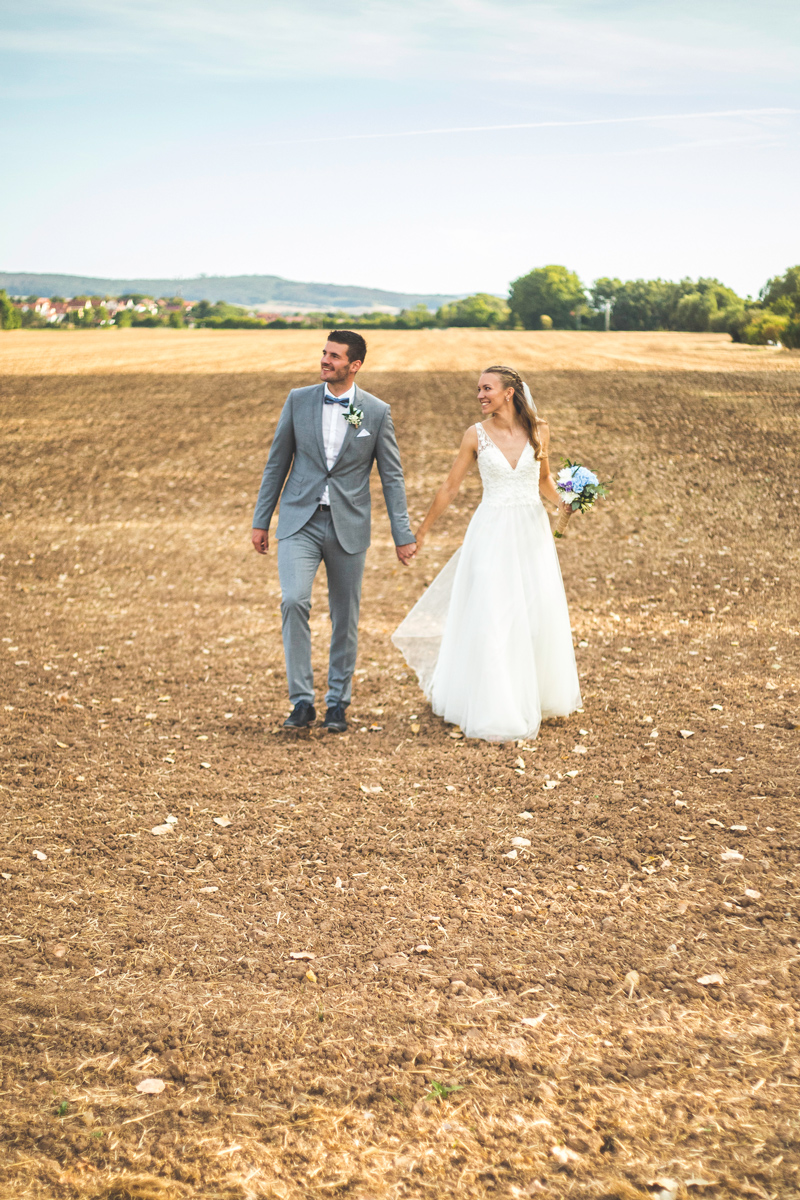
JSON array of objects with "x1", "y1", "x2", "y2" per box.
[{"x1": 392, "y1": 364, "x2": 582, "y2": 742}]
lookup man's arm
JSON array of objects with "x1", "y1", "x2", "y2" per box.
[
  {"x1": 374, "y1": 407, "x2": 415, "y2": 565},
  {"x1": 251, "y1": 392, "x2": 296, "y2": 553}
]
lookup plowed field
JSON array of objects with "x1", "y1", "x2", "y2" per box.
[{"x1": 1, "y1": 332, "x2": 799, "y2": 1199}]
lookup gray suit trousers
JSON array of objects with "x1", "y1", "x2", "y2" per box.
[{"x1": 277, "y1": 509, "x2": 367, "y2": 708}]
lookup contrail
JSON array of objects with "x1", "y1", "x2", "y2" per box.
[{"x1": 265, "y1": 107, "x2": 797, "y2": 147}]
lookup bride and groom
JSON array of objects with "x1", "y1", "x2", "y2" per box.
[{"x1": 251, "y1": 330, "x2": 581, "y2": 741}]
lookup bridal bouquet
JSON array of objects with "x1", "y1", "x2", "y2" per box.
[{"x1": 554, "y1": 459, "x2": 610, "y2": 538}]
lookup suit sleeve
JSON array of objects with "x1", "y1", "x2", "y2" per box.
[
  {"x1": 252, "y1": 391, "x2": 296, "y2": 530},
  {"x1": 374, "y1": 407, "x2": 414, "y2": 546}
]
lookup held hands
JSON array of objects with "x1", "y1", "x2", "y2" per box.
[
  {"x1": 394, "y1": 530, "x2": 425, "y2": 565},
  {"x1": 251, "y1": 528, "x2": 269, "y2": 554}
]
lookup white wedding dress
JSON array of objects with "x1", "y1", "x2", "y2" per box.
[{"x1": 392, "y1": 423, "x2": 582, "y2": 741}]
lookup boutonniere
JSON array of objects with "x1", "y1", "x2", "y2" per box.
[{"x1": 344, "y1": 400, "x2": 364, "y2": 429}]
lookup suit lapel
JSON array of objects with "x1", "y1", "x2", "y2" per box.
[
  {"x1": 333, "y1": 385, "x2": 363, "y2": 467},
  {"x1": 312, "y1": 384, "x2": 327, "y2": 468}
]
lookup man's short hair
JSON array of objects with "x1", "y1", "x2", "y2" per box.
[{"x1": 328, "y1": 329, "x2": 367, "y2": 364}]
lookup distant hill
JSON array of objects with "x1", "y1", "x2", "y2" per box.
[{"x1": 0, "y1": 271, "x2": 459, "y2": 313}]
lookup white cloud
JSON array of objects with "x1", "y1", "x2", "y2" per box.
[{"x1": 3, "y1": 0, "x2": 797, "y2": 89}]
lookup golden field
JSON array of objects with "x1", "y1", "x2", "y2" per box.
[{"x1": 0, "y1": 325, "x2": 794, "y2": 376}]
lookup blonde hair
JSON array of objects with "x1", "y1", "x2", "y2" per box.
[{"x1": 482, "y1": 364, "x2": 545, "y2": 460}]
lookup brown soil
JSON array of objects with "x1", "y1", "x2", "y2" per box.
[{"x1": 1, "y1": 355, "x2": 799, "y2": 1199}]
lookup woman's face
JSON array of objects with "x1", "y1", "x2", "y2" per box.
[{"x1": 477, "y1": 372, "x2": 513, "y2": 417}]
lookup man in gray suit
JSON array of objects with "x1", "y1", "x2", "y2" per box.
[{"x1": 252, "y1": 331, "x2": 416, "y2": 732}]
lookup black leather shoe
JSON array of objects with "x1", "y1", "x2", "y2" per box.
[
  {"x1": 322, "y1": 702, "x2": 348, "y2": 733},
  {"x1": 283, "y1": 702, "x2": 316, "y2": 729}
]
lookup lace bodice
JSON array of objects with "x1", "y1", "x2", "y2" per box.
[{"x1": 475, "y1": 423, "x2": 542, "y2": 508}]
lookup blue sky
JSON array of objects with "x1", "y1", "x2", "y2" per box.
[{"x1": 1, "y1": 0, "x2": 798, "y2": 297}]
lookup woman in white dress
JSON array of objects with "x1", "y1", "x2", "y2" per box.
[{"x1": 392, "y1": 365, "x2": 582, "y2": 742}]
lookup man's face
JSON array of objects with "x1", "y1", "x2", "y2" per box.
[{"x1": 320, "y1": 340, "x2": 359, "y2": 385}]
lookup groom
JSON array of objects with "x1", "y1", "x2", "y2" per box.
[{"x1": 251, "y1": 331, "x2": 416, "y2": 732}]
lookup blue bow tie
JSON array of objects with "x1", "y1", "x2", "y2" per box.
[{"x1": 324, "y1": 393, "x2": 350, "y2": 406}]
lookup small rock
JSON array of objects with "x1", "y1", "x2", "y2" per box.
[
  {"x1": 31, "y1": 850, "x2": 47, "y2": 861},
  {"x1": 136, "y1": 1078, "x2": 166, "y2": 1095},
  {"x1": 551, "y1": 1144, "x2": 580, "y2": 1165},
  {"x1": 624, "y1": 970, "x2": 640, "y2": 998},
  {"x1": 649, "y1": 1176, "x2": 679, "y2": 1200},
  {"x1": 697, "y1": 973, "x2": 724, "y2": 987},
  {"x1": 511, "y1": 837, "x2": 531, "y2": 848},
  {"x1": 721, "y1": 849, "x2": 744, "y2": 863},
  {"x1": 679, "y1": 730, "x2": 694, "y2": 739}
]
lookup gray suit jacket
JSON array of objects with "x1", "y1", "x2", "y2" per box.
[{"x1": 252, "y1": 383, "x2": 413, "y2": 555}]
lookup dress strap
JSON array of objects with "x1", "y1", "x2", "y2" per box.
[{"x1": 475, "y1": 423, "x2": 492, "y2": 454}]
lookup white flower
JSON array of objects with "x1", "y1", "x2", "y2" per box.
[{"x1": 344, "y1": 401, "x2": 364, "y2": 428}]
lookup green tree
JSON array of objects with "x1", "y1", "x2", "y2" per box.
[
  {"x1": 0, "y1": 290, "x2": 22, "y2": 329},
  {"x1": 588, "y1": 275, "x2": 745, "y2": 334},
  {"x1": 747, "y1": 265, "x2": 800, "y2": 348},
  {"x1": 509, "y1": 266, "x2": 585, "y2": 330},
  {"x1": 437, "y1": 293, "x2": 510, "y2": 328},
  {"x1": 674, "y1": 278, "x2": 745, "y2": 333},
  {"x1": 395, "y1": 304, "x2": 437, "y2": 329},
  {"x1": 115, "y1": 309, "x2": 133, "y2": 328},
  {"x1": 168, "y1": 309, "x2": 185, "y2": 328},
  {"x1": 589, "y1": 277, "x2": 681, "y2": 330},
  {"x1": 760, "y1": 265, "x2": 800, "y2": 314}
]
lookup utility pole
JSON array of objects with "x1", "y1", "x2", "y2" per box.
[{"x1": 604, "y1": 300, "x2": 612, "y2": 332}]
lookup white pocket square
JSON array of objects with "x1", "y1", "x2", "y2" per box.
[{"x1": 356, "y1": 428, "x2": 371, "y2": 437}]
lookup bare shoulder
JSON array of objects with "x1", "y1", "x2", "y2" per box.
[{"x1": 462, "y1": 424, "x2": 480, "y2": 452}]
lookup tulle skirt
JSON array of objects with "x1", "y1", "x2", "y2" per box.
[{"x1": 392, "y1": 501, "x2": 582, "y2": 741}]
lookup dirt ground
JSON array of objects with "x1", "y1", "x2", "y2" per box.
[{"x1": 1, "y1": 332, "x2": 799, "y2": 1199}]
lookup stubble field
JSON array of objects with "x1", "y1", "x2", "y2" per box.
[{"x1": 1, "y1": 329, "x2": 799, "y2": 1200}]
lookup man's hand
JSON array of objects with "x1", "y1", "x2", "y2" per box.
[
  {"x1": 252, "y1": 528, "x2": 269, "y2": 554},
  {"x1": 395, "y1": 541, "x2": 416, "y2": 566}
]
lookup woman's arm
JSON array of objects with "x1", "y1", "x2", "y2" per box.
[
  {"x1": 415, "y1": 426, "x2": 478, "y2": 550},
  {"x1": 536, "y1": 421, "x2": 568, "y2": 511}
]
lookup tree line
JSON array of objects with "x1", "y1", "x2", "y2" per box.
[
  {"x1": 2, "y1": 266, "x2": 799, "y2": 347},
  {"x1": 504, "y1": 264, "x2": 800, "y2": 347}
]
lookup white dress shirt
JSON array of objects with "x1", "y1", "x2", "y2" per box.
[{"x1": 320, "y1": 383, "x2": 355, "y2": 505}]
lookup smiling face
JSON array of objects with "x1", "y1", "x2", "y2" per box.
[
  {"x1": 320, "y1": 340, "x2": 362, "y2": 389},
  {"x1": 477, "y1": 372, "x2": 514, "y2": 417}
]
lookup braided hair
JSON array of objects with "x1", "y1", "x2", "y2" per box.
[{"x1": 482, "y1": 365, "x2": 545, "y2": 460}]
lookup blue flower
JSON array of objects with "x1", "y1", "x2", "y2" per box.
[{"x1": 570, "y1": 466, "x2": 599, "y2": 492}]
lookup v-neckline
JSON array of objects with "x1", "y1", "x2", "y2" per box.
[{"x1": 482, "y1": 427, "x2": 529, "y2": 472}]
